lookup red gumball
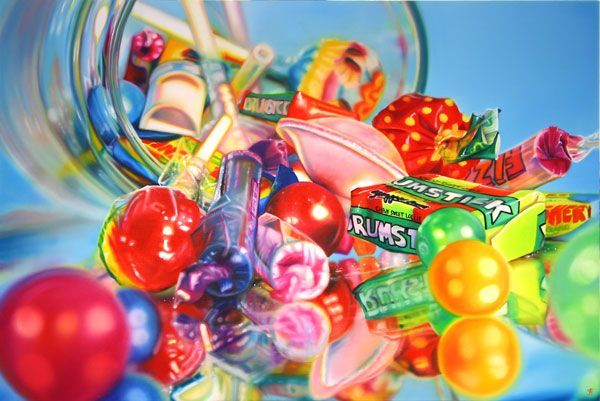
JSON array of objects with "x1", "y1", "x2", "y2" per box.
[
  {"x1": 0, "y1": 268, "x2": 130, "y2": 401},
  {"x1": 265, "y1": 182, "x2": 346, "y2": 255},
  {"x1": 140, "y1": 301, "x2": 205, "y2": 385},
  {"x1": 100, "y1": 186, "x2": 205, "y2": 291},
  {"x1": 391, "y1": 324, "x2": 440, "y2": 377},
  {"x1": 312, "y1": 269, "x2": 357, "y2": 342}
]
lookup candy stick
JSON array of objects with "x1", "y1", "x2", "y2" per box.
[
  {"x1": 131, "y1": 2, "x2": 249, "y2": 63},
  {"x1": 222, "y1": 1, "x2": 250, "y2": 47},
  {"x1": 465, "y1": 127, "x2": 599, "y2": 190},
  {"x1": 176, "y1": 151, "x2": 263, "y2": 301},
  {"x1": 230, "y1": 44, "x2": 274, "y2": 100},
  {"x1": 254, "y1": 213, "x2": 329, "y2": 303},
  {"x1": 182, "y1": 0, "x2": 251, "y2": 152}
]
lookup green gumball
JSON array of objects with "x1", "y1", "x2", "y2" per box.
[
  {"x1": 416, "y1": 207, "x2": 486, "y2": 266},
  {"x1": 549, "y1": 224, "x2": 600, "y2": 359}
]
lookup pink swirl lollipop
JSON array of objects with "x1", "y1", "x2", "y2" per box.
[
  {"x1": 272, "y1": 302, "x2": 331, "y2": 362},
  {"x1": 255, "y1": 213, "x2": 330, "y2": 303}
]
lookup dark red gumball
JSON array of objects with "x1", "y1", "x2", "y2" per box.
[
  {"x1": 140, "y1": 301, "x2": 205, "y2": 385},
  {"x1": 391, "y1": 324, "x2": 440, "y2": 377},
  {"x1": 312, "y1": 271, "x2": 357, "y2": 342},
  {"x1": 0, "y1": 268, "x2": 130, "y2": 401},
  {"x1": 102, "y1": 186, "x2": 204, "y2": 291},
  {"x1": 265, "y1": 182, "x2": 346, "y2": 255}
]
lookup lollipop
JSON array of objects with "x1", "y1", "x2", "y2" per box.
[
  {"x1": 99, "y1": 185, "x2": 204, "y2": 291},
  {"x1": 0, "y1": 268, "x2": 130, "y2": 401},
  {"x1": 255, "y1": 213, "x2": 330, "y2": 303},
  {"x1": 123, "y1": 29, "x2": 165, "y2": 91},
  {"x1": 176, "y1": 151, "x2": 263, "y2": 301}
]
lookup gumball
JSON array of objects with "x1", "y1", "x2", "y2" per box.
[
  {"x1": 416, "y1": 207, "x2": 486, "y2": 266},
  {"x1": 548, "y1": 225, "x2": 599, "y2": 358},
  {"x1": 265, "y1": 182, "x2": 346, "y2": 255},
  {"x1": 0, "y1": 268, "x2": 130, "y2": 401},
  {"x1": 120, "y1": 80, "x2": 146, "y2": 126},
  {"x1": 116, "y1": 289, "x2": 161, "y2": 362},
  {"x1": 312, "y1": 272, "x2": 357, "y2": 342},
  {"x1": 391, "y1": 324, "x2": 440, "y2": 377},
  {"x1": 99, "y1": 186, "x2": 204, "y2": 291},
  {"x1": 438, "y1": 317, "x2": 521, "y2": 397},
  {"x1": 428, "y1": 239, "x2": 510, "y2": 316},
  {"x1": 100, "y1": 373, "x2": 166, "y2": 401},
  {"x1": 140, "y1": 301, "x2": 205, "y2": 385}
]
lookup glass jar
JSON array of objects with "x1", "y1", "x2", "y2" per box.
[{"x1": 0, "y1": 0, "x2": 427, "y2": 219}]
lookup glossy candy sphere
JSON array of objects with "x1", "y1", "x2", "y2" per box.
[
  {"x1": 120, "y1": 80, "x2": 146, "y2": 126},
  {"x1": 416, "y1": 207, "x2": 486, "y2": 266},
  {"x1": 116, "y1": 288, "x2": 161, "y2": 362},
  {"x1": 428, "y1": 240, "x2": 510, "y2": 316},
  {"x1": 265, "y1": 182, "x2": 346, "y2": 255},
  {"x1": 392, "y1": 324, "x2": 440, "y2": 377},
  {"x1": 548, "y1": 225, "x2": 600, "y2": 358},
  {"x1": 312, "y1": 272, "x2": 357, "y2": 342},
  {"x1": 99, "y1": 186, "x2": 204, "y2": 291},
  {"x1": 438, "y1": 317, "x2": 521, "y2": 397},
  {"x1": 100, "y1": 373, "x2": 166, "y2": 401},
  {"x1": 140, "y1": 301, "x2": 205, "y2": 386},
  {"x1": 0, "y1": 268, "x2": 130, "y2": 401}
]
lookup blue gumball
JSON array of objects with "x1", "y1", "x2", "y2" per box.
[
  {"x1": 100, "y1": 373, "x2": 166, "y2": 401},
  {"x1": 117, "y1": 288, "x2": 161, "y2": 362},
  {"x1": 120, "y1": 80, "x2": 146, "y2": 126}
]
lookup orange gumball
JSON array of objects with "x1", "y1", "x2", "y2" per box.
[
  {"x1": 428, "y1": 239, "x2": 510, "y2": 316},
  {"x1": 438, "y1": 316, "x2": 521, "y2": 398}
]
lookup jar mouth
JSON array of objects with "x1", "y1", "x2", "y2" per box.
[{"x1": 0, "y1": 0, "x2": 428, "y2": 218}]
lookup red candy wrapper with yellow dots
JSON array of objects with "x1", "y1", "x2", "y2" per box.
[
  {"x1": 348, "y1": 174, "x2": 546, "y2": 262},
  {"x1": 373, "y1": 93, "x2": 500, "y2": 178}
]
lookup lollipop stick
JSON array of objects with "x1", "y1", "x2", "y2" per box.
[
  {"x1": 132, "y1": 2, "x2": 249, "y2": 62},
  {"x1": 231, "y1": 44, "x2": 274, "y2": 100},
  {"x1": 181, "y1": 0, "x2": 219, "y2": 59},
  {"x1": 223, "y1": 1, "x2": 249, "y2": 47}
]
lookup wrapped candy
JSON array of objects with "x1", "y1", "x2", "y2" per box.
[
  {"x1": 176, "y1": 151, "x2": 262, "y2": 300},
  {"x1": 255, "y1": 213, "x2": 330, "y2": 303},
  {"x1": 353, "y1": 264, "x2": 435, "y2": 338},
  {"x1": 464, "y1": 128, "x2": 598, "y2": 189},
  {"x1": 373, "y1": 93, "x2": 498, "y2": 178},
  {"x1": 544, "y1": 193, "x2": 595, "y2": 238},
  {"x1": 349, "y1": 174, "x2": 546, "y2": 261},
  {"x1": 240, "y1": 91, "x2": 358, "y2": 123}
]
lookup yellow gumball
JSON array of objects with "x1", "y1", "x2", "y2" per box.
[
  {"x1": 438, "y1": 316, "x2": 521, "y2": 398},
  {"x1": 428, "y1": 239, "x2": 510, "y2": 316}
]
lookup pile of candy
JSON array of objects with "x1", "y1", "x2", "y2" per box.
[{"x1": 0, "y1": 1, "x2": 598, "y2": 401}]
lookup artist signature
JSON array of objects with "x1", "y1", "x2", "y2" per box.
[{"x1": 368, "y1": 190, "x2": 427, "y2": 208}]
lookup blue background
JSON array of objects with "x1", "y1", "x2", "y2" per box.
[{"x1": 0, "y1": 1, "x2": 598, "y2": 400}]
